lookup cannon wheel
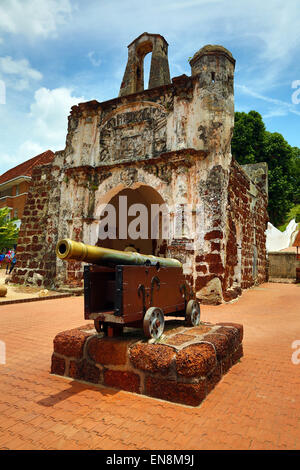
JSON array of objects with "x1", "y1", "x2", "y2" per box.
[
  {"x1": 185, "y1": 299, "x2": 201, "y2": 327},
  {"x1": 94, "y1": 319, "x2": 108, "y2": 335},
  {"x1": 143, "y1": 307, "x2": 165, "y2": 340}
]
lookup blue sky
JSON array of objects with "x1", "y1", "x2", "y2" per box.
[{"x1": 0, "y1": 0, "x2": 300, "y2": 174}]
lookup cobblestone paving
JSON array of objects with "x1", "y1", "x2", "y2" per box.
[{"x1": 0, "y1": 283, "x2": 299, "y2": 450}]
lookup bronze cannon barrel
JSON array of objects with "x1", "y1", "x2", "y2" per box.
[{"x1": 56, "y1": 238, "x2": 182, "y2": 268}]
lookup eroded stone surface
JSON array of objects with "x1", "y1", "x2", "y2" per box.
[
  {"x1": 196, "y1": 277, "x2": 223, "y2": 305},
  {"x1": 129, "y1": 343, "x2": 175, "y2": 374},
  {"x1": 145, "y1": 376, "x2": 206, "y2": 407},
  {"x1": 201, "y1": 333, "x2": 230, "y2": 359},
  {"x1": 87, "y1": 336, "x2": 133, "y2": 365},
  {"x1": 53, "y1": 328, "x2": 92, "y2": 358},
  {"x1": 104, "y1": 370, "x2": 140, "y2": 393},
  {"x1": 51, "y1": 321, "x2": 243, "y2": 406},
  {"x1": 216, "y1": 322, "x2": 244, "y2": 343},
  {"x1": 51, "y1": 354, "x2": 65, "y2": 376},
  {"x1": 176, "y1": 343, "x2": 217, "y2": 377},
  {"x1": 214, "y1": 326, "x2": 240, "y2": 353},
  {"x1": 164, "y1": 333, "x2": 196, "y2": 346}
]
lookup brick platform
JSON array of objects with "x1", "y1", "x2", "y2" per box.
[{"x1": 51, "y1": 320, "x2": 243, "y2": 406}]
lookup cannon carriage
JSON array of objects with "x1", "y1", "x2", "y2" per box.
[{"x1": 56, "y1": 239, "x2": 201, "y2": 339}]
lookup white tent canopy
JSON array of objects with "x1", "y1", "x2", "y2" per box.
[{"x1": 265, "y1": 219, "x2": 298, "y2": 252}]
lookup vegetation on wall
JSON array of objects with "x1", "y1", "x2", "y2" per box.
[{"x1": 231, "y1": 110, "x2": 300, "y2": 228}]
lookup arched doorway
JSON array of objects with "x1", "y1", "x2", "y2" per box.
[{"x1": 95, "y1": 185, "x2": 169, "y2": 256}]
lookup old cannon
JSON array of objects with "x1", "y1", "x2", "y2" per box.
[{"x1": 56, "y1": 239, "x2": 201, "y2": 339}]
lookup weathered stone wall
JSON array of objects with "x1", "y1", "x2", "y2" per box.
[
  {"x1": 224, "y1": 160, "x2": 268, "y2": 298},
  {"x1": 268, "y1": 252, "x2": 299, "y2": 280},
  {"x1": 13, "y1": 36, "x2": 268, "y2": 304},
  {"x1": 12, "y1": 160, "x2": 62, "y2": 288}
]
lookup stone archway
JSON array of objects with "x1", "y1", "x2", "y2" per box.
[{"x1": 93, "y1": 184, "x2": 169, "y2": 256}]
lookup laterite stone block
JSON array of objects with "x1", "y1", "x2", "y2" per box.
[
  {"x1": 231, "y1": 344, "x2": 244, "y2": 365},
  {"x1": 145, "y1": 376, "x2": 206, "y2": 407},
  {"x1": 104, "y1": 370, "x2": 140, "y2": 393},
  {"x1": 206, "y1": 363, "x2": 222, "y2": 393},
  {"x1": 220, "y1": 355, "x2": 232, "y2": 375},
  {"x1": 176, "y1": 343, "x2": 216, "y2": 377},
  {"x1": 50, "y1": 321, "x2": 244, "y2": 407},
  {"x1": 51, "y1": 354, "x2": 65, "y2": 376},
  {"x1": 202, "y1": 333, "x2": 230, "y2": 360},
  {"x1": 215, "y1": 326, "x2": 240, "y2": 352},
  {"x1": 53, "y1": 329, "x2": 92, "y2": 358},
  {"x1": 129, "y1": 343, "x2": 175, "y2": 374},
  {"x1": 216, "y1": 322, "x2": 244, "y2": 343},
  {"x1": 87, "y1": 336, "x2": 133, "y2": 365}
]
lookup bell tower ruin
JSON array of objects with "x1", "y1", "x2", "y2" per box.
[{"x1": 119, "y1": 32, "x2": 171, "y2": 96}]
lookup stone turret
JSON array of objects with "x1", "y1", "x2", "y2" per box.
[
  {"x1": 189, "y1": 44, "x2": 235, "y2": 95},
  {"x1": 119, "y1": 32, "x2": 171, "y2": 97}
]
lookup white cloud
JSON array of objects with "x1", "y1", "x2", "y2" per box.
[
  {"x1": 236, "y1": 84, "x2": 300, "y2": 118},
  {"x1": 0, "y1": 87, "x2": 84, "y2": 174},
  {"x1": 0, "y1": 57, "x2": 41, "y2": 80},
  {"x1": 262, "y1": 109, "x2": 289, "y2": 119},
  {"x1": 28, "y1": 87, "x2": 84, "y2": 147},
  {"x1": 1, "y1": 141, "x2": 45, "y2": 171},
  {"x1": 19, "y1": 140, "x2": 45, "y2": 157},
  {"x1": 67, "y1": 0, "x2": 300, "y2": 94},
  {"x1": 0, "y1": 0, "x2": 72, "y2": 38},
  {"x1": 0, "y1": 56, "x2": 42, "y2": 90},
  {"x1": 87, "y1": 51, "x2": 102, "y2": 67}
]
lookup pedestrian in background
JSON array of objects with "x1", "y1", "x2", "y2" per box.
[
  {"x1": 5, "y1": 251, "x2": 11, "y2": 274},
  {"x1": 9, "y1": 254, "x2": 17, "y2": 275}
]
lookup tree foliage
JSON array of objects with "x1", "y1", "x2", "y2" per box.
[
  {"x1": 231, "y1": 111, "x2": 300, "y2": 227},
  {"x1": 0, "y1": 207, "x2": 19, "y2": 250}
]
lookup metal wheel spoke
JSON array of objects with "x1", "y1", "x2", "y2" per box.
[
  {"x1": 143, "y1": 307, "x2": 165, "y2": 339},
  {"x1": 186, "y1": 300, "x2": 201, "y2": 327}
]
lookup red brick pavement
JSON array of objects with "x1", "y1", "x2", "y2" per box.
[{"x1": 0, "y1": 283, "x2": 299, "y2": 450}]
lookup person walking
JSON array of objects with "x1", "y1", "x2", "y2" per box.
[
  {"x1": 5, "y1": 251, "x2": 11, "y2": 275},
  {"x1": 9, "y1": 254, "x2": 17, "y2": 275}
]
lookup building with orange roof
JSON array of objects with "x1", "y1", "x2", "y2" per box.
[{"x1": 0, "y1": 150, "x2": 55, "y2": 225}]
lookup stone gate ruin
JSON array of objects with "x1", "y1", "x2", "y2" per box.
[{"x1": 12, "y1": 33, "x2": 268, "y2": 304}]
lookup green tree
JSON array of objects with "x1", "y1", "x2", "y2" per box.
[
  {"x1": 289, "y1": 147, "x2": 300, "y2": 206},
  {"x1": 263, "y1": 131, "x2": 296, "y2": 226},
  {"x1": 231, "y1": 110, "x2": 266, "y2": 164},
  {"x1": 267, "y1": 166, "x2": 293, "y2": 227},
  {"x1": 231, "y1": 110, "x2": 299, "y2": 227},
  {"x1": 0, "y1": 207, "x2": 19, "y2": 250}
]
